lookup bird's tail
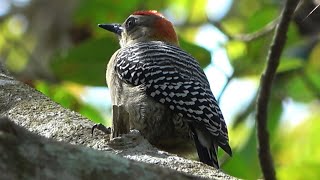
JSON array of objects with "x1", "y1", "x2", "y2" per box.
[
  {"x1": 193, "y1": 134, "x2": 219, "y2": 168},
  {"x1": 190, "y1": 125, "x2": 220, "y2": 168}
]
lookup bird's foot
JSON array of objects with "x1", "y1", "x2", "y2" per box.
[
  {"x1": 108, "y1": 129, "x2": 144, "y2": 149},
  {"x1": 91, "y1": 123, "x2": 111, "y2": 136}
]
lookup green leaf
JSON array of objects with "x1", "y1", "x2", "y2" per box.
[
  {"x1": 267, "y1": 97, "x2": 283, "y2": 139},
  {"x1": 51, "y1": 37, "x2": 119, "y2": 86},
  {"x1": 226, "y1": 41, "x2": 247, "y2": 60},
  {"x1": 277, "y1": 58, "x2": 303, "y2": 73},
  {"x1": 227, "y1": 34, "x2": 273, "y2": 77},
  {"x1": 35, "y1": 81, "x2": 79, "y2": 108},
  {"x1": 74, "y1": 0, "x2": 140, "y2": 24},
  {"x1": 52, "y1": 35, "x2": 211, "y2": 86},
  {"x1": 223, "y1": 129, "x2": 261, "y2": 179},
  {"x1": 285, "y1": 24, "x2": 300, "y2": 46},
  {"x1": 276, "y1": 114, "x2": 320, "y2": 179},
  {"x1": 309, "y1": 43, "x2": 320, "y2": 71},
  {"x1": 74, "y1": 0, "x2": 170, "y2": 25},
  {"x1": 246, "y1": 6, "x2": 278, "y2": 33},
  {"x1": 79, "y1": 104, "x2": 105, "y2": 124},
  {"x1": 224, "y1": 97, "x2": 282, "y2": 179},
  {"x1": 179, "y1": 37, "x2": 211, "y2": 68},
  {"x1": 35, "y1": 81, "x2": 105, "y2": 123},
  {"x1": 284, "y1": 75, "x2": 314, "y2": 102}
]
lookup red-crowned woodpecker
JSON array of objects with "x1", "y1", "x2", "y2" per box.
[{"x1": 98, "y1": 10, "x2": 232, "y2": 168}]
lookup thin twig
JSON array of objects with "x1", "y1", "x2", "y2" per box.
[
  {"x1": 217, "y1": 72, "x2": 234, "y2": 103},
  {"x1": 256, "y1": 0, "x2": 300, "y2": 180},
  {"x1": 232, "y1": 19, "x2": 278, "y2": 42},
  {"x1": 302, "y1": 4, "x2": 320, "y2": 21},
  {"x1": 176, "y1": 19, "x2": 277, "y2": 42}
]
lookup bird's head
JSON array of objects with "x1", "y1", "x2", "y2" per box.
[{"x1": 99, "y1": 10, "x2": 178, "y2": 47}]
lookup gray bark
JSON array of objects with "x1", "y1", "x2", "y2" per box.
[{"x1": 0, "y1": 63, "x2": 237, "y2": 180}]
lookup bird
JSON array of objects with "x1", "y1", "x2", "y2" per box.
[{"x1": 98, "y1": 10, "x2": 232, "y2": 168}]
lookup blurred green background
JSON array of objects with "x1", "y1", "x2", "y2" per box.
[{"x1": 1, "y1": 0, "x2": 320, "y2": 179}]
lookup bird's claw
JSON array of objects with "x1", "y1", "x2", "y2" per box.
[{"x1": 91, "y1": 123, "x2": 111, "y2": 136}]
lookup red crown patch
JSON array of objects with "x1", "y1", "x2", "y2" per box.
[{"x1": 133, "y1": 10, "x2": 165, "y2": 18}]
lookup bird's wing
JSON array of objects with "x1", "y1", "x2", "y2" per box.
[{"x1": 115, "y1": 41, "x2": 231, "y2": 155}]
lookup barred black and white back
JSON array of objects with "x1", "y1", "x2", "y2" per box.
[{"x1": 115, "y1": 41, "x2": 232, "y2": 167}]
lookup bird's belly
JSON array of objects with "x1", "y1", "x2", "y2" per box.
[{"x1": 110, "y1": 79, "x2": 192, "y2": 146}]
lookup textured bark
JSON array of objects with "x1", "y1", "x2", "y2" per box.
[
  {"x1": 0, "y1": 64, "x2": 237, "y2": 180},
  {"x1": 0, "y1": 117, "x2": 195, "y2": 180}
]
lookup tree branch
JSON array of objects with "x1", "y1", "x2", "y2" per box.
[
  {"x1": 0, "y1": 61, "x2": 237, "y2": 180},
  {"x1": 256, "y1": 0, "x2": 300, "y2": 180},
  {"x1": 0, "y1": 117, "x2": 199, "y2": 180}
]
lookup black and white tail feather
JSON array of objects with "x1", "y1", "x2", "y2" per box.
[
  {"x1": 188, "y1": 124, "x2": 221, "y2": 168},
  {"x1": 115, "y1": 41, "x2": 232, "y2": 168}
]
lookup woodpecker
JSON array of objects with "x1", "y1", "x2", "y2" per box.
[{"x1": 98, "y1": 10, "x2": 232, "y2": 168}]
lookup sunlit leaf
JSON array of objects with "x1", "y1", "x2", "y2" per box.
[
  {"x1": 188, "y1": 0, "x2": 207, "y2": 23},
  {"x1": 79, "y1": 104, "x2": 105, "y2": 124},
  {"x1": 226, "y1": 41, "x2": 247, "y2": 60},
  {"x1": 246, "y1": 6, "x2": 278, "y2": 33},
  {"x1": 285, "y1": 24, "x2": 300, "y2": 46},
  {"x1": 236, "y1": 0, "x2": 261, "y2": 18},
  {"x1": 35, "y1": 81, "x2": 105, "y2": 123},
  {"x1": 309, "y1": 43, "x2": 320, "y2": 71},
  {"x1": 276, "y1": 112, "x2": 320, "y2": 180},
  {"x1": 267, "y1": 97, "x2": 283, "y2": 139},
  {"x1": 304, "y1": 68, "x2": 320, "y2": 96},
  {"x1": 221, "y1": 17, "x2": 246, "y2": 35},
  {"x1": 224, "y1": 129, "x2": 261, "y2": 179},
  {"x1": 284, "y1": 75, "x2": 315, "y2": 102},
  {"x1": 277, "y1": 58, "x2": 303, "y2": 73},
  {"x1": 228, "y1": 34, "x2": 272, "y2": 77}
]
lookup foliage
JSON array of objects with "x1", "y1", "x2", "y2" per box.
[
  {"x1": 1, "y1": 0, "x2": 320, "y2": 179},
  {"x1": 35, "y1": 81, "x2": 106, "y2": 124}
]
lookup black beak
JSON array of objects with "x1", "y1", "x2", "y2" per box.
[{"x1": 98, "y1": 23, "x2": 123, "y2": 36}]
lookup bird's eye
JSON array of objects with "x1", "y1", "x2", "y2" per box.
[{"x1": 125, "y1": 17, "x2": 136, "y2": 31}]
